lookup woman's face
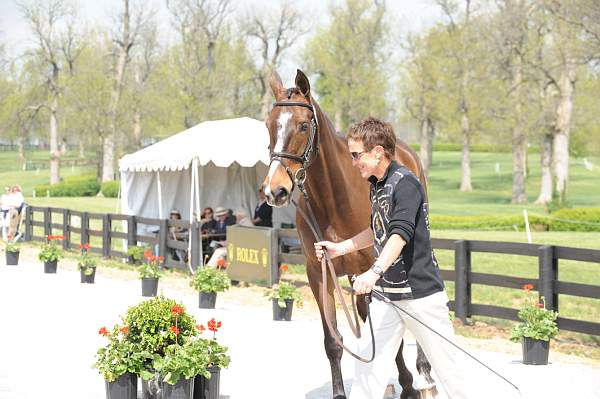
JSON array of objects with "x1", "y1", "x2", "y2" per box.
[{"x1": 347, "y1": 139, "x2": 380, "y2": 180}]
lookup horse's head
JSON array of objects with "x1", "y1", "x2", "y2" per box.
[{"x1": 262, "y1": 69, "x2": 318, "y2": 207}]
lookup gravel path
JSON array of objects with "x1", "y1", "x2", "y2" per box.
[{"x1": 1, "y1": 260, "x2": 599, "y2": 399}]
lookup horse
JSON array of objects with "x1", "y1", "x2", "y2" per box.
[
  {"x1": 2, "y1": 208, "x2": 22, "y2": 242},
  {"x1": 261, "y1": 69, "x2": 437, "y2": 399}
]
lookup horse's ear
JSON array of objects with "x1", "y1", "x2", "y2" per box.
[
  {"x1": 295, "y1": 69, "x2": 311, "y2": 97},
  {"x1": 269, "y1": 70, "x2": 284, "y2": 97}
]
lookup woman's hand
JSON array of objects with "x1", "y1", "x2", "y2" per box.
[{"x1": 314, "y1": 241, "x2": 345, "y2": 261}]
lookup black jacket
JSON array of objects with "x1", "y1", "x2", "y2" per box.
[{"x1": 369, "y1": 161, "x2": 444, "y2": 300}]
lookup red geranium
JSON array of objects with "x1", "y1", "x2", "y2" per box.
[
  {"x1": 78, "y1": 243, "x2": 91, "y2": 250},
  {"x1": 98, "y1": 326, "x2": 110, "y2": 337},
  {"x1": 120, "y1": 326, "x2": 129, "y2": 334},
  {"x1": 171, "y1": 305, "x2": 184, "y2": 316},
  {"x1": 169, "y1": 325, "x2": 180, "y2": 335},
  {"x1": 207, "y1": 318, "x2": 222, "y2": 332},
  {"x1": 196, "y1": 324, "x2": 206, "y2": 333},
  {"x1": 522, "y1": 284, "x2": 534, "y2": 291},
  {"x1": 144, "y1": 249, "x2": 153, "y2": 260},
  {"x1": 280, "y1": 264, "x2": 289, "y2": 272}
]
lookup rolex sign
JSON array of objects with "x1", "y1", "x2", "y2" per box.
[{"x1": 226, "y1": 225, "x2": 274, "y2": 284}]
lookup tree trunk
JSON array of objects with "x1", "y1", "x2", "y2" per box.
[
  {"x1": 419, "y1": 116, "x2": 434, "y2": 177},
  {"x1": 459, "y1": 111, "x2": 472, "y2": 192},
  {"x1": 552, "y1": 60, "x2": 576, "y2": 205},
  {"x1": 535, "y1": 134, "x2": 553, "y2": 205},
  {"x1": 132, "y1": 108, "x2": 143, "y2": 149},
  {"x1": 334, "y1": 109, "x2": 342, "y2": 133},
  {"x1": 260, "y1": 88, "x2": 271, "y2": 121},
  {"x1": 511, "y1": 60, "x2": 527, "y2": 203},
  {"x1": 18, "y1": 137, "x2": 26, "y2": 171},
  {"x1": 79, "y1": 139, "x2": 85, "y2": 158},
  {"x1": 103, "y1": 0, "x2": 131, "y2": 182},
  {"x1": 49, "y1": 94, "x2": 60, "y2": 185}
]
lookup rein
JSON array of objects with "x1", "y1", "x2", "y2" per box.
[{"x1": 272, "y1": 100, "x2": 375, "y2": 363}]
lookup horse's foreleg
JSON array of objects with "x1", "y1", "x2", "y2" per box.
[
  {"x1": 396, "y1": 340, "x2": 421, "y2": 399},
  {"x1": 415, "y1": 344, "x2": 438, "y2": 399},
  {"x1": 310, "y1": 273, "x2": 346, "y2": 398}
]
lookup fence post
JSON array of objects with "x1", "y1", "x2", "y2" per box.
[
  {"x1": 24, "y1": 206, "x2": 33, "y2": 241},
  {"x1": 270, "y1": 228, "x2": 280, "y2": 286},
  {"x1": 538, "y1": 245, "x2": 558, "y2": 312},
  {"x1": 62, "y1": 209, "x2": 70, "y2": 250},
  {"x1": 127, "y1": 215, "x2": 137, "y2": 263},
  {"x1": 454, "y1": 240, "x2": 471, "y2": 323},
  {"x1": 81, "y1": 212, "x2": 89, "y2": 245},
  {"x1": 44, "y1": 207, "x2": 52, "y2": 237},
  {"x1": 158, "y1": 219, "x2": 168, "y2": 260},
  {"x1": 102, "y1": 214, "x2": 111, "y2": 258},
  {"x1": 190, "y1": 220, "x2": 199, "y2": 271}
]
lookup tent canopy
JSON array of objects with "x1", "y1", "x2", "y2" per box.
[
  {"x1": 119, "y1": 117, "x2": 270, "y2": 172},
  {"x1": 118, "y1": 117, "x2": 295, "y2": 229}
]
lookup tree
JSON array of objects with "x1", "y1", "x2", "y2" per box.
[
  {"x1": 438, "y1": 0, "x2": 477, "y2": 192},
  {"x1": 244, "y1": 0, "x2": 309, "y2": 119},
  {"x1": 18, "y1": 0, "x2": 81, "y2": 184},
  {"x1": 303, "y1": 0, "x2": 389, "y2": 132},
  {"x1": 102, "y1": 0, "x2": 150, "y2": 182}
]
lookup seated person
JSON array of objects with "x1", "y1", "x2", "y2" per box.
[
  {"x1": 252, "y1": 188, "x2": 273, "y2": 227},
  {"x1": 206, "y1": 207, "x2": 252, "y2": 267},
  {"x1": 235, "y1": 208, "x2": 253, "y2": 227},
  {"x1": 225, "y1": 208, "x2": 236, "y2": 225},
  {"x1": 8, "y1": 186, "x2": 25, "y2": 213},
  {"x1": 200, "y1": 207, "x2": 217, "y2": 233},
  {"x1": 168, "y1": 209, "x2": 188, "y2": 262},
  {"x1": 212, "y1": 206, "x2": 235, "y2": 242}
]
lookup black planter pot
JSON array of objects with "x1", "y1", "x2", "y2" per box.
[
  {"x1": 272, "y1": 298, "x2": 294, "y2": 321},
  {"x1": 193, "y1": 367, "x2": 220, "y2": 399},
  {"x1": 198, "y1": 292, "x2": 217, "y2": 309},
  {"x1": 142, "y1": 277, "x2": 159, "y2": 297},
  {"x1": 105, "y1": 372, "x2": 137, "y2": 399},
  {"x1": 142, "y1": 378, "x2": 160, "y2": 399},
  {"x1": 522, "y1": 337, "x2": 550, "y2": 365},
  {"x1": 44, "y1": 260, "x2": 58, "y2": 273},
  {"x1": 6, "y1": 251, "x2": 19, "y2": 265},
  {"x1": 161, "y1": 378, "x2": 194, "y2": 399},
  {"x1": 80, "y1": 267, "x2": 96, "y2": 283}
]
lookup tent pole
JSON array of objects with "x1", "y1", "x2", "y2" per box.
[
  {"x1": 156, "y1": 171, "x2": 163, "y2": 220},
  {"x1": 194, "y1": 159, "x2": 202, "y2": 267},
  {"x1": 187, "y1": 160, "x2": 196, "y2": 274}
]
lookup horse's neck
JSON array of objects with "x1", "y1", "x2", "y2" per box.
[{"x1": 303, "y1": 103, "x2": 352, "y2": 216}]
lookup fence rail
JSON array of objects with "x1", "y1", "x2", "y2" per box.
[{"x1": 23, "y1": 206, "x2": 600, "y2": 336}]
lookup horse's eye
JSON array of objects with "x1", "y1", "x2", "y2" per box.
[{"x1": 300, "y1": 122, "x2": 309, "y2": 132}]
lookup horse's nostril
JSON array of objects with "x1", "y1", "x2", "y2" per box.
[{"x1": 274, "y1": 187, "x2": 289, "y2": 202}]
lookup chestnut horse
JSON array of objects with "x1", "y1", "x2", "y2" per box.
[{"x1": 262, "y1": 69, "x2": 437, "y2": 399}]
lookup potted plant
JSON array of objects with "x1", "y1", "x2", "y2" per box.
[
  {"x1": 4, "y1": 241, "x2": 20, "y2": 265},
  {"x1": 189, "y1": 267, "x2": 230, "y2": 309},
  {"x1": 510, "y1": 284, "x2": 558, "y2": 365},
  {"x1": 78, "y1": 243, "x2": 97, "y2": 283},
  {"x1": 38, "y1": 235, "x2": 64, "y2": 273},
  {"x1": 193, "y1": 319, "x2": 230, "y2": 399},
  {"x1": 265, "y1": 265, "x2": 303, "y2": 321},
  {"x1": 127, "y1": 245, "x2": 146, "y2": 265},
  {"x1": 94, "y1": 324, "x2": 153, "y2": 399},
  {"x1": 140, "y1": 250, "x2": 163, "y2": 297}
]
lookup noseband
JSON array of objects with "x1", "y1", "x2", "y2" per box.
[{"x1": 269, "y1": 101, "x2": 319, "y2": 196}]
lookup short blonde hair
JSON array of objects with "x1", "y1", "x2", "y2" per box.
[{"x1": 347, "y1": 117, "x2": 396, "y2": 160}]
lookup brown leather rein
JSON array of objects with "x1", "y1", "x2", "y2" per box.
[{"x1": 271, "y1": 100, "x2": 374, "y2": 363}]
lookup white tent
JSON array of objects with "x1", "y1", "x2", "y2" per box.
[{"x1": 119, "y1": 117, "x2": 294, "y2": 234}]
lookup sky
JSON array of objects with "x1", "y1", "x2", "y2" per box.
[{"x1": 0, "y1": 0, "x2": 444, "y2": 83}]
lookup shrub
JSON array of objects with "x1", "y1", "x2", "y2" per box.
[
  {"x1": 190, "y1": 267, "x2": 230, "y2": 293},
  {"x1": 34, "y1": 175, "x2": 100, "y2": 197},
  {"x1": 101, "y1": 181, "x2": 120, "y2": 198},
  {"x1": 550, "y1": 208, "x2": 600, "y2": 232},
  {"x1": 429, "y1": 214, "x2": 550, "y2": 231}
]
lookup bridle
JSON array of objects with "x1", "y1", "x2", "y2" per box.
[
  {"x1": 269, "y1": 101, "x2": 319, "y2": 197},
  {"x1": 268, "y1": 99, "x2": 376, "y2": 363}
]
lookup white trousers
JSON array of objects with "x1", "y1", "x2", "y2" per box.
[{"x1": 349, "y1": 290, "x2": 482, "y2": 399}]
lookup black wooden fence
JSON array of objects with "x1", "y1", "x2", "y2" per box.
[{"x1": 23, "y1": 206, "x2": 600, "y2": 336}]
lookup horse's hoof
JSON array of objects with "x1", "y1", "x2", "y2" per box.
[
  {"x1": 400, "y1": 389, "x2": 421, "y2": 399},
  {"x1": 333, "y1": 395, "x2": 347, "y2": 399}
]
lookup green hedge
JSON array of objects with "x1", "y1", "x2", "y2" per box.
[
  {"x1": 34, "y1": 175, "x2": 100, "y2": 197},
  {"x1": 430, "y1": 208, "x2": 600, "y2": 232},
  {"x1": 550, "y1": 208, "x2": 600, "y2": 232},
  {"x1": 101, "y1": 181, "x2": 120, "y2": 198},
  {"x1": 409, "y1": 143, "x2": 539, "y2": 153}
]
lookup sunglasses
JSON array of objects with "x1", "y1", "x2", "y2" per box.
[{"x1": 350, "y1": 150, "x2": 367, "y2": 161}]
